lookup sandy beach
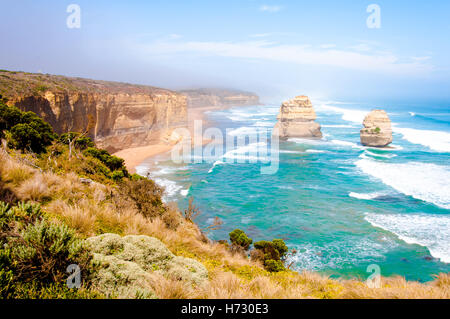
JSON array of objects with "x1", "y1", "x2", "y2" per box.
[{"x1": 114, "y1": 105, "x2": 226, "y2": 174}]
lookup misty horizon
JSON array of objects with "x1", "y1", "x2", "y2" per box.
[{"x1": 1, "y1": 0, "x2": 450, "y2": 104}]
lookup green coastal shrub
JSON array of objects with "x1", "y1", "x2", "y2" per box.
[
  {"x1": 9, "y1": 123, "x2": 45, "y2": 153},
  {"x1": 0, "y1": 102, "x2": 55, "y2": 153},
  {"x1": 264, "y1": 259, "x2": 285, "y2": 272},
  {"x1": 84, "y1": 147, "x2": 126, "y2": 172},
  {"x1": 111, "y1": 170, "x2": 125, "y2": 181},
  {"x1": 229, "y1": 229, "x2": 253, "y2": 251},
  {"x1": 1, "y1": 100, "x2": 134, "y2": 185},
  {"x1": 0, "y1": 201, "x2": 96, "y2": 299},
  {"x1": 253, "y1": 239, "x2": 288, "y2": 272},
  {"x1": 59, "y1": 132, "x2": 95, "y2": 150},
  {"x1": 0, "y1": 102, "x2": 22, "y2": 133},
  {"x1": 272, "y1": 239, "x2": 289, "y2": 257}
]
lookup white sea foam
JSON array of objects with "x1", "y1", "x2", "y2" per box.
[
  {"x1": 227, "y1": 116, "x2": 248, "y2": 122},
  {"x1": 322, "y1": 124, "x2": 355, "y2": 128},
  {"x1": 356, "y1": 158, "x2": 450, "y2": 209},
  {"x1": 222, "y1": 142, "x2": 270, "y2": 162},
  {"x1": 252, "y1": 121, "x2": 275, "y2": 127},
  {"x1": 331, "y1": 139, "x2": 364, "y2": 149},
  {"x1": 393, "y1": 127, "x2": 450, "y2": 153},
  {"x1": 180, "y1": 189, "x2": 189, "y2": 196},
  {"x1": 365, "y1": 213, "x2": 450, "y2": 263},
  {"x1": 306, "y1": 149, "x2": 327, "y2": 153},
  {"x1": 152, "y1": 166, "x2": 188, "y2": 175},
  {"x1": 287, "y1": 237, "x2": 398, "y2": 271},
  {"x1": 364, "y1": 150, "x2": 397, "y2": 158},
  {"x1": 289, "y1": 137, "x2": 365, "y2": 150},
  {"x1": 153, "y1": 178, "x2": 183, "y2": 199},
  {"x1": 277, "y1": 185, "x2": 294, "y2": 190},
  {"x1": 349, "y1": 192, "x2": 385, "y2": 200},
  {"x1": 364, "y1": 144, "x2": 404, "y2": 151},
  {"x1": 227, "y1": 127, "x2": 259, "y2": 136},
  {"x1": 136, "y1": 165, "x2": 188, "y2": 177},
  {"x1": 226, "y1": 112, "x2": 255, "y2": 122},
  {"x1": 134, "y1": 166, "x2": 149, "y2": 177},
  {"x1": 316, "y1": 104, "x2": 368, "y2": 124},
  {"x1": 208, "y1": 160, "x2": 225, "y2": 173},
  {"x1": 226, "y1": 109, "x2": 276, "y2": 122},
  {"x1": 288, "y1": 138, "x2": 326, "y2": 146},
  {"x1": 389, "y1": 144, "x2": 403, "y2": 151}
]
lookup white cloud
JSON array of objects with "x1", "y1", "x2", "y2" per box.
[
  {"x1": 259, "y1": 5, "x2": 282, "y2": 13},
  {"x1": 250, "y1": 32, "x2": 276, "y2": 38},
  {"x1": 168, "y1": 34, "x2": 182, "y2": 40},
  {"x1": 351, "y1": 43, "x2": 372, "y2": 52},
  {"x1": 320, "y1": 44, "x2": 336, "y2": 49},
  {"x1": 133, "y1": 39, "x2": 434, "y2": 76},
  {"x1": 249, "y1": 32, "x2": 292, "y2": 38},
  {"x1": 411, "y1": 56, "x2": 432, "y2": 62}
]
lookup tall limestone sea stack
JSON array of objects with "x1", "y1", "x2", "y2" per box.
[
  {"x1": 273, "y1": 95, "x2": 322, "y2": 139},
  {"x1": 360, "y1": 110, "x2": 393, "y2": 147}
]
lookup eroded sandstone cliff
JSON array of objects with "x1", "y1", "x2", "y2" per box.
[
  {"x1": 0, "y1": 71, "x2": 187, "y2": 153},
  {"x1": 360, "y1": 110, "x2": 393, "y2": 147},
  {"x1": 273, "y1": 95, "x2": 322, "y2": 139},
  {"x1": 179, "y1": 88, "x2": 260, "y2": 108}
]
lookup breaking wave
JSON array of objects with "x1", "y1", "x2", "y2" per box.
[
  {"x1": 365, "y1": 213, "x2": 450, "y2": 263},
  {"x1": 393, "y1": 127, "x2": 450, "y2": 153},
  {"x1": 356, "y1": 158, "x2": 450, "y2": 209}
]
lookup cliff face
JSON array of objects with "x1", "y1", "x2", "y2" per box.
[
  {"x1": 273, "y1": 95, "x2": 322, "y2": 139},
  {"x1": 360, "y1": 110, "x2": 393, "y2": 147},
  {"x1": 179, "y1": 88, "x2": 260, "y2": 108},
  {"x1": 0, "y1": 71, "x2": 187, "y2": 153}
]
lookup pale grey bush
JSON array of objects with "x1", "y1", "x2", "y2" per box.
[
  {"x1": 86, "y1": 233, "x2": 208, "y2": 298},
  {"x1": 91, "y1": 253, "x2": 156, "y2": 299}
]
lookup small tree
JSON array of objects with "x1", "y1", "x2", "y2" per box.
[
  {"x1": 0, "y1": 103, "x2": 22, "y2": 131},
  {"x1": 0, "y1": 104, "x2": 55, "y2": 153},
  {"x1": 184, "y1": 197, "x2": 201, "y2": 222},
  {"x1": 9, "y1": 123, "x2": 44, "y2": 153},
  {"x1": 117, "y1": 178, "x2": 166, "y2": 219},
  {"x1": 59, "y1": 132, "x2": 95, "y2": 150},
  {"x1": 253, "y1": 238, "x2": 288, "y2": 272},
  {"x1": 21, "y1": 112, "x2": 55, "y2": 146},
  {"x1": 229, "y1": 229, "x2": 253, "y2": 251}
]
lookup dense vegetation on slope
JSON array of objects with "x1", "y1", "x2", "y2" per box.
[
  {"x1": 0, "y1": 97, "x2": 449, "y2": 299},
  {"x1": 0, "y1": 202, "x2": 99, "y2": 298}
]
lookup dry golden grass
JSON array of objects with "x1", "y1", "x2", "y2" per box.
[
  {"x1": 46, "y1": 199, "x2": 97, "y2": 235},
  {"x1": 0, "y1": 150, "x2": 34, "y2": 186},
  {"x1": 16, "y1": 173, "x2": 50, "y2": 201},
  {"x1": 1, "y1": 146, "x2": 449, "y2": 299},
  {"x1": 339, "y1": 274, "x2": 450, "y2": 299}
]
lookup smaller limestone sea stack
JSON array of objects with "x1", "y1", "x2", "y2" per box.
[
  {"x1": 360, "y1": 110, "x2": 393, "y2": 147},
  {"x1": 273, "y1": 95, "x2": 322, "y2": 139}
]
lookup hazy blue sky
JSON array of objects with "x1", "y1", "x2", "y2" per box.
[{"x1": 1, "y1": 0, "x2": 450, "y2": 103}]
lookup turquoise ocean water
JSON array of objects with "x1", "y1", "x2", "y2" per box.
[{"x1": 137, "y1": 100, "x2": 450, "y2": 282}]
